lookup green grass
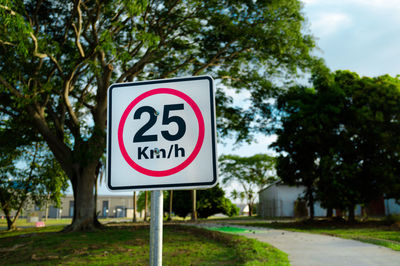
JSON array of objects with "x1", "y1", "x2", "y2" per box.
[
  {"x1": 0, "y1": 218, "x2": 149, "y2": 228},
  {"x1": 242, "y1": 220, "x2": 400, "y2": 251},
  {"x1": 0, "y1": 218, "x2": 72, "y2": 228},
  {"x1": 0, "y1": 224, "x2": 289, "y2": 265}
]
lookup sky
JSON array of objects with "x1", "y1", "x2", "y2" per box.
[
  {"x1": 303, "y1": 0, "x2": 400, "y2": 77},
  {"x1": 90, "y1": 0, "x2": 400, "y2": 197}
]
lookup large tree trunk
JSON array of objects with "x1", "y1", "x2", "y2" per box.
[
  {"x1": 27, "y1": 63, "x2": 109, "y2": 232},
  {"x1": 248, "y1": 203, "x2": 253, "y2": 216},
  {"x1": 64, "y1": 164, "x2": 99, "y2": 231}
]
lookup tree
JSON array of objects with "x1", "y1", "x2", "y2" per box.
[
  {"x1": 165, "y1": 185, "x2": 238, "y2": 219},
  {"x1": 165, "y1": 190, "x2": 189, "y2": 219},
  {"x1": 219, "y1": 154, "x2": 277, "y2": 216},
  {"x1": 324, "y1": 71, "x2": 400, "y2": 221},
  {"x1": 197, "y1": 185, "x2": 239, "y2": 218},
  {"x1": 273, "y1": 69, "x2": 400, "y2": 222},
  {"x1": 0, "y1": 0, "x2": 316, "y2": 230},
  {"x1": 272, "y1": 83, "x2": 330, "y2": 219},
  {"x1": 0, "y1": 140, "x2": 68, "y2": 230},
  {"x1": 0, "y1": 113, "x2": 68, "y2": 230}
]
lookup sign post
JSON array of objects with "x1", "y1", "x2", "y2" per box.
[
  {"x1": 149, "y1": 190, "x2": 163, "y2": 266},
  {"x1": 107, "y1": 76, "x2": 217, "y2": 266}
]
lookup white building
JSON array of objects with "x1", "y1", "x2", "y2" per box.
[
  {"x1": 259, "y1": 181, "x2": 400, "y2": 218},
  {"x1": 259, "y1": 181, "x2": 352, "y2": 218},
  {"x1": 1, "y1": 194, "x2": 144, "y2": 220}
]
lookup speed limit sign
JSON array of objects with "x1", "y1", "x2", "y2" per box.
[{"x1": 106, "y1": 76, "x2": 217, "y2": 190}]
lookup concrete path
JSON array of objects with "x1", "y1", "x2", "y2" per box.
[
  {"x1": 237, "y1": 226, "x2": 400, "y2": 266},
  {"x1": 192, "y1": 223, "x2": 400, "y2": 266}
]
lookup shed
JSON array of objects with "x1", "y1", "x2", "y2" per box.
[
  {"x1": 258, "y1": 181, "x2": 400, "y2": 218},
  {"x1": 258, "y1": 181, "x2": 328, "y2": 218}
]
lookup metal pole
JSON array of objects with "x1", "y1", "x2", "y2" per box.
[{"x1": 150, "y1": 190, "x2": 163, "y2": 266}]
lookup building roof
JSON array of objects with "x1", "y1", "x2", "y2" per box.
[
  {"x1": 258, "y1": 180, "x2": 282, "y2": 194},
  {"x1": 258, "y1": 180, "x2": 305, "y2": 194}
]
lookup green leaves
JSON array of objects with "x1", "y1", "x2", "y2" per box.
[
  {"x1": 219, "y1": 154, "x2": 277, "y2": 215},
  {"x1": 122, "y1": 0, "x2": 147, "y2": 17},
  {"x1": 0, "y1": 0, "x2": 317, "y2": 229},
  {"x1": 0, "y1": 0, "x2": 32, "y2": 56},
  {"x1": 163, "y1": 185, "x2": 238, "y2": 218},
  {"x1": 273, "y1": 69, "x2": 400, "y2": 214}
]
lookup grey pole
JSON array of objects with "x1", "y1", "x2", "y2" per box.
[{"x1": 150, "y1": 190, "x2": 163, "y2": 266}]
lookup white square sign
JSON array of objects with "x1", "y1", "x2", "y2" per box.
[{"x1": 107, "y1": 76, "x2": 217, "y2": 190}]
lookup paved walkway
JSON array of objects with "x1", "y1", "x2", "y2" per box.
[{"x1": 193, "y1": 224, "x2": 400, "y2": 266}]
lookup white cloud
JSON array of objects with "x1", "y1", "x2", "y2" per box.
[
  {"x1": 302, "y1": 0, "x2": 400, "y2": 77},
  {"x1": 303, "y1": 0, "x2": 400, "y2": 13},
  {"x1": 310, "y1": 12, "x2": 352, "y2": 37},
  {"x1": 302, "y1": 0, "x2": 319, "y2": 4},
  {"x1": 352, "y1": 0, "x2": 400, "y2": 11}
]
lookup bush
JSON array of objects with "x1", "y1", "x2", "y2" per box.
[{"x1": 165, "y1": 185, "x2": 239, "y2": 219}]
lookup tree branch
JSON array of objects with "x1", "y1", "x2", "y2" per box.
[
  {"x1": 0, "y1": 75, "x2": 22, "y2": 98},
  {"x1": 0, "y1": 4, "x2": 16, "y2": 15},
  {"x1": 72, "y1": 0, "x2": 85, "y2": 58},
  {"x1": 47, "y1": 106, "x2": 65, "y2": 141},
  {"x1": 28, "y1": 105, "x2": 72, "y2": 175},
  {"x1": 29, "y1": 32, "x2": 47, "y2": 59},
  {"x1": 0, "y1": 40, "x2": 16, "y2": 46},
  {"x1": 116, "y1": 48, "x2": 155, "y2": 83},
  {"x1": 192, "y1": 41, "x2": 236, "y2": 76},
  {"x1": 63, "y1": 77, "x2": 80, "y2": 131},
  {"x1": 48, "y1": 54, "x2": 64, "y2": 75},
  {"x1": 160, "y1": 57, "x2": 195, "y2": 78}
]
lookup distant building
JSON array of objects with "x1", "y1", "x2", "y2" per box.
[
  {"x1": 61, "y1": 195, "x2": 143, "y2": 219},
  {"x1": 258, "y1": 181, "x2": 400, "y2": 218},
  {"x1": 235, "y1": 203, "x2": 250, "y2": 216},
  {"x1": 1, "y1": 194, "x2": 143, "y2": 220},
  {"x1": 258, "y1": 181, "x2": 350, "y2": 218}
]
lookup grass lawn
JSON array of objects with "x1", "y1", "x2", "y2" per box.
[
  {"x1": 0, "y1": 218, "x2": 72, "y2": 228},
  {"x1": 242, "y1": 219, "x2": 400, "y2": 251},
  {"x1": 0, "y1": 224, "x2": 289, "y2": 265}
]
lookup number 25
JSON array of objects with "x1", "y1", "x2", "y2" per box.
[{"x1": 133, "y1": 104, "x2": 186, "y2": 142}]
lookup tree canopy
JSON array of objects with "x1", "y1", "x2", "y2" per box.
[
  {"x1": 219, "y1": 154, "x2": 276, "y2": 216},
  {"x1": 0, "y1": 115, "x2": 68, "y2": 230},
  {"x1": 165, "y1": 185, "x2": 238, "y2": 219},
  {"x1": 273, "y1": 69, "x2": 400, "y2": 221},
  {"x1": 0, "y1": 0, "x2": 317, "y2": 230}
]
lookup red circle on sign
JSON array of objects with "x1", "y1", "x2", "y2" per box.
[{"x1": 118, "y1": 88, "x2": 205, "y2": 177}]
